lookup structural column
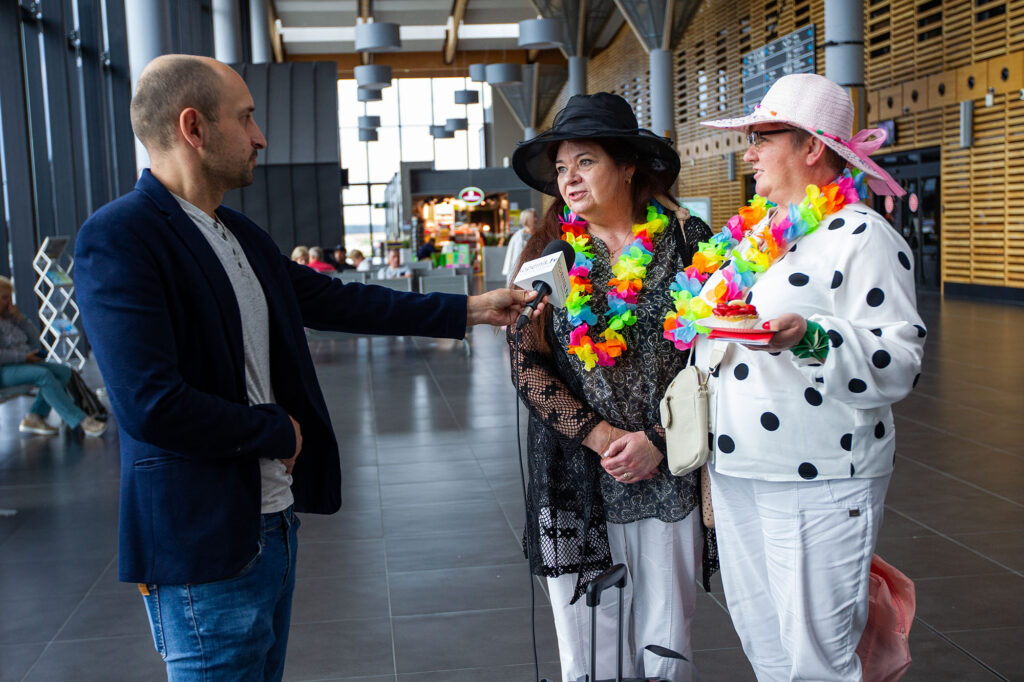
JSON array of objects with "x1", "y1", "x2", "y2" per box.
[
  {"x1": 124, "y1": 0, "x2": 173, "y2": 172},
  {"x1": 213, "y1": 0, "x2": 244, "y2": 64},
  {"x1": 825, "y1": 0, "x2": 865, "y2": 128},
  {"x1": 568, "y1": 55, "x2": 587, "y2": 96},
  {"x1": 649, "y1": 48, "x2": 674, "y2": 138},
  {"x1": 250, "y1": 0, "x2": 272, "y2": 64}
]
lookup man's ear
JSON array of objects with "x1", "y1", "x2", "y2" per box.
[{"x1": 179, "y1": 108, "x2": 204, "y2": 150}]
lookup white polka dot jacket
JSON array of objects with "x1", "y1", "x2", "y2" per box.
[
  {"x1": 508, "y1": 215, "x2": 719, "y2": 602},
  {"x1": 694, "y1": 203, "x2": 927, "y2": 482}
]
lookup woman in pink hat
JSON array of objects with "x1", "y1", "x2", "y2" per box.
[{"x1": 686, "y1": 73, "x2": 926, "y2": 679}]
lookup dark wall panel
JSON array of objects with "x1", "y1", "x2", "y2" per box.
[{"x1": 224, "y1": 61, "x2": 342, "y2": 254}]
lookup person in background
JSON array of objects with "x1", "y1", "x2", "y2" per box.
[
  {"x1": 696, "y1": 73, "x2": 925, "y2": 680},
  {"x1": 0, "y1": 276, "x2": 106, "y2": 437},
  {"x1": 290, "y1": 245, "x2": 308, "y2": 265},
  {"x1": 377, "y1": 248, "x2": 412, "y2": 279},
  {"x1": 349, "y1": 249, "x2": 370, "y2": 272},
  {"x1": 333, "y1": 246, "x2": 354, "y2": 271},
  {"x1": 307, "y1": 247, "x2": 335, "y2": 273},
  {"x1": 502, "y1": 208, "x2": 536, "y2": 281},
  {"x1": 416, "y1": 237, "x2": 437, "y2": 261}
]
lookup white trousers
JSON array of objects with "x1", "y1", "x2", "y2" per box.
[
  {"x1": 547, "y1": 513, "x2": 701, "y2": 682},
  {"x1": 709, "y1": 468, "x2": 890, "y2": 682}
]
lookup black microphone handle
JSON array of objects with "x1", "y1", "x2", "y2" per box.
[{"x1": 516, "y1": 281, "x2": 552, "y2": 331}]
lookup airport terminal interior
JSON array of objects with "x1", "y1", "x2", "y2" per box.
[{"x1": 2, "y1": 0, "x2": 1023, "y2": 680}]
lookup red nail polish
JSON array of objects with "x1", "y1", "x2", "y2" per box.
[{"x1": 762, "y1": 321, "x2": 771, "y2": 330}]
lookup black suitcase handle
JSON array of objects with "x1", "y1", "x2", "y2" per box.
[{"x1": 585, "y1": 564, "x2": 628, "y2": 607}]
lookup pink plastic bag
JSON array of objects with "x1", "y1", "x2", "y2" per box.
[{"x1": 857, "y1": 554, "x2": 916, "y2": 681}]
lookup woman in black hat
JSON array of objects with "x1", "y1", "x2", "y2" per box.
[{"x1": 508, "y1": 93, "x2": 714, "y2": 682}]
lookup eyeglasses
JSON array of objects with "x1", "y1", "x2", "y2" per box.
[{"x1": 746, "y1": 128, "x2": 795, "y2": 149}]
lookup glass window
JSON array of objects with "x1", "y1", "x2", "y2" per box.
[
  {"x1": 398, "y1": 79, "x2": 433, "y2": 126},
  {"x1": 431, "y1": 78, "x2": 466, "y2": 126},
  {"x1": 363, "y1": 84, "x2": 400, "y2": 127},
  {"x1": 340, "y1": 127, "x2": 368, "y2": 183},
  {"x1": 399, "y1": 125, "x2": 434, "y2": 162},
  {"x1": 366, "y1": 126, "x2": 400, "y2": 183},
  {"x1": 338, "y1": 80, "x2": 360, "y2": 128},
  {"x1": 343, "y1": 185, "x2": 368, "y2": 206},
  {"x1": 433, "y1": 134, "x2": 470, "y2": 171},
  {"x1": 370, "y1": 184, "x2": 387, "y2": 204}
]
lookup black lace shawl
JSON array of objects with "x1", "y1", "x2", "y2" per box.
[{"x1": 508, "y1": 213, "x2": 719, "y2": 603}]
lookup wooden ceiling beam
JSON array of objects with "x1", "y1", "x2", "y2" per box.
[
  {"x1": 289, "y1": 49, "x2": 566, "y2": 80},
  {"x1": 443, "y1": 0, "x2": 470, "y2": 65}
]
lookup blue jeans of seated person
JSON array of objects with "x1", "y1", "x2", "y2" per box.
[
  {"x1": 0, "y1": 361, "x2": 86, "y2": 428},
  {"x1": 141, "y1": 507, "x2": 300, "y2": 682}
]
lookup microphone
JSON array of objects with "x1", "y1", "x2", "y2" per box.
[{"x1": 514, "y1": 239, "x2": 576, "y2": 331}]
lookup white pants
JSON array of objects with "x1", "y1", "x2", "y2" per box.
[
  {"x1": 547, "y1": 513, "x2": 701, "y2": 682},
  {"x1": 709, "y1": 468, "x2": 890, "y2": 682}
]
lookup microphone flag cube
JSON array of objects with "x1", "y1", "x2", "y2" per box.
[{"x1": 513, "y1": 252, "x2": 571, "y2": 308}]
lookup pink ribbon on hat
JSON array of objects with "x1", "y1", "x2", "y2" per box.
[{"x1": 820, "y1": 128, "x2": 906, "y2": 197}]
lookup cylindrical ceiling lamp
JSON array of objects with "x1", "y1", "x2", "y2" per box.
[
  {"x1": 358, "y1": 128, "x2": 378, "y2": 142},
  {"x1": 357, "y1": 115, "x2": 381, "y2": 128},
  {"x1": 430, "y1": 125, "x2": 454, "y2": 138},
  {"x1": 357, "y1": 87, "x2": 383, "y2": 102},
  {"x1": 354, "y1": 21, "x2": 401, "y2": 52},
  {"x1": 517, "y1": 17, "x2": 563, "y2": 49},
  {"x1": 445, "y1": 117, "x2": 469, "y2": 131},
  {"x1": 354, "y1": 64, "x2": 392, "y2": 88},
  {"x1": 454, "y1": 89, "x2": 479, "y2": 105},
  {"x1": 485, "y1": 63, "x2": 521, "y2": 85},
  {"x1": 468, "y1": 63, "x2": 487, "y2": 82}
]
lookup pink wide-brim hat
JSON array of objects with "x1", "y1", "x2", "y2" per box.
[{"x1": 701, "y1": 73, "x2": 906, "y2": 197}]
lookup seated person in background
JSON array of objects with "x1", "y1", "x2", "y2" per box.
[
  {"x1": 349, "y1": 249, "x2": 371, "y2": 271},
  {"x1": 307, "y1": 246, "x2": 336, "y2": 273},
  {"x1": 290, "y1": 245, "x2": 308, "y2": 265},
  {"x1": 0, "y1": 276, "x2": 106, "y2": 437},
  {"x1": 416, "y1": 238, "x2": 437, "y2": 261},
  {"x1": 333, "y1": 246, "x2": 354, "y2": 271},
  {"x1": 377, "y1": 248, "x2": 412, "y2": 279}
]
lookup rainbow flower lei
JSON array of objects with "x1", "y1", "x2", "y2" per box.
[
  {"x1": 662, "y1": 169, "x2": 870, "y2": 351},
  {"x1": 561, "y1": 203, "x2": 670, "y2": 371}
]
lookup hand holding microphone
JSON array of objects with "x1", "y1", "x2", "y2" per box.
[{"x1": 514, "y1": 239, "x2": 576, "y2": 331}]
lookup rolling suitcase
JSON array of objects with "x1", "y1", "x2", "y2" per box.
[{"x1": 572, "y1": 563, "x2": 695, "y2": 682}]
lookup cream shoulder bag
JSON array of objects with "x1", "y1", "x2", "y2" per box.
[{"x1": 660, "y1": 341, "x2": 725, "y2": 477}]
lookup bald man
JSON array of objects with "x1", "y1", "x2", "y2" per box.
[{"x1": 74, "y1": 55, "x2": 542, "y2": 681}]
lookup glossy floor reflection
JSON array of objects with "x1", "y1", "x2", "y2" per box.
[{"x1": 1, "y1": 291, "x2": 1022, "y2": 681}]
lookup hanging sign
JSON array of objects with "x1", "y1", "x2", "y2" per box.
[{"x1": 458, "y1": 186, "x2": 485, "y2": 206}]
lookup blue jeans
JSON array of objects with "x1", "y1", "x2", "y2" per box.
[
  {"x1": 141, "y1": 507, "x2": 300, "y2": 681},
  {"x1": 0, "y1": 361, "x2": 86, "y2": 428}
]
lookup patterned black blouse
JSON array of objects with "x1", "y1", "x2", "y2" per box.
[{"x1": 508, "y1": 212, "x2": 717, "y2": 602}]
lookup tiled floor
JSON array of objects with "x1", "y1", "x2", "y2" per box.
[{"x1": 1, "y1": 290, "x2": 1022, "y2": 681}]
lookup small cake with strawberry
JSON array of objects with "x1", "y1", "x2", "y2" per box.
[{"x1": 712, "y1": 300, "x2": 759, "y2": 329}]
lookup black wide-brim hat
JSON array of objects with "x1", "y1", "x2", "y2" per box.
[{"x1": 511, "y1": 92, "x2": 681, "y2": 196}]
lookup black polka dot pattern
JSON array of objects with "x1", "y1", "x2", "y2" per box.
[
  {"x1": 769, "y1": 351, "x2": 781, "y2": 357},
  {"x1": 831, "y1": 271, "x2": 843, "y2": 288},
  {"x1": 913, "y1": 373, "x2": 921, "y2": 388},
  {"x1": 828, "y1": 218, "x2": 845, "y2": 230},
  {"x1": 872, "y1": 350, "x2": 891, "y2": 368},
  {"x1": 867, "y1": 288, "x2": 885, "y2": 307},
  {"x1": 798, "y1": 462, "x2": 818, "y2": 479},
  {"x1": 840, "y1": 433, "x2": 852, "y2": 451},
  {"x1": 708, "y1": 432, "x2": 714, "y2": 450},
  {"x1": 745, "y1": 291, "x2": 753, "y2": 304},
  {"x1": 718, "y1": 435, "x2": 735, "y2": 453},
  {"x1": 853, "y1": 222, "x2": 867, "y2": 234},
  {"x1": 849, "y1": 378, "x2": 867, "y2": 393},
  {"x1": 790, "y1": 243, "x2": 798, "y2": 253},
  {"x1": 761, "y1": 412, "x2": 780, "y2": 431},
  {"x1": 734, "y1": 364, "x2": 749, "y2": 380},
  {"x1": 914, "y1": 325, "x2": 927, "y2": 338},
  {"x1": 850, "y1": 463, "x2": 856, "y2": 476},
  {"x1": 804, "y1": 387, "x2": 823, "y2": 406},
  {"x1": 875, "y1": 422, "x2": 885, "y2": 439},
  {"x1": 789, "y1": 273, "x2": 810, "y2": 286},
  {"x1": 828, "y1": 330, "x2": 844, "y2": 348},
  {"x1": 871, "y1": 328, "x2": 882, "y2": 337},
  {"x1": 898, "y1": 252, "x2": 911, "y2": 270}
]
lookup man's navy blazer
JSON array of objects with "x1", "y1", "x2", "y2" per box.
[{"x1": 75, "y1": 171, "x2": 467, "y2": 584}]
